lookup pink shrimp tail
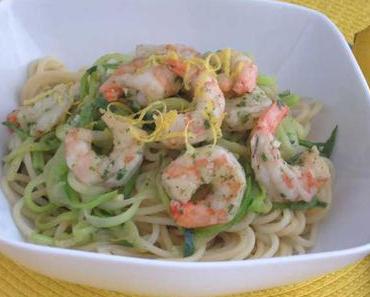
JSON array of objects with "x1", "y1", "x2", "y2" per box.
[
  {"x1": 99, "y1": 58, "x2": 145, "y2": 101},
  {"x1": 166, "y1": 59, "x2": 187, "y2": 76},
  {"x1": 218, "y1": 73, "x2": 233, "y2": 93},
  {"x1": 233, "y1": 63, "x2": 258, "y2": 94},
  {"x1": 6, "y1": 111, "x2": 18, "y2": 124},
  {"x1": 254, "y1": 102, "x2": 289, "y2": 133},
  {"x1": 99, "y1": 84, "x2": 124, "y2": 102}
]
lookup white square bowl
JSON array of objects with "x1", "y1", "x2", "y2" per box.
[{"x1": 0, "y1": 0, "x2": 370, "y2": 296}]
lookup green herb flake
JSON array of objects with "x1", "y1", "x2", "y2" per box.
[
  {"x1": 237, "y1": 111, "x2": 249, "y2": 124},
  {"x1": 183, "y1": 229, "x2": 195, "y2": 257},
  {"x1": 299, "y1": 126, "x2": 338, "y2": 158},
  {"x1": 2, "y1": 121, "x2": 29, "y2": 140},
  {"x1": 286, "y1": 154, "x2": 301, "y2": 165},
  {"x1": 204, "y1": 119, "x2": 210, "y2": 129},
  {"x1": 122, "y1": 171, "x2": 138, "y2": 198},
  {"x1": 116, "y1": 168, "x2": 127, "y2": 180},
  {"x1": 102, "y1": 168, "x2": 109, "y2": 178},
  {"x1": 273, "y1": 196, "x2": 327, "y2": 210},
  {"x1": 278, "y1": 90, "x2": 291, "y2": 97},
  {"x1": 261, "y1": 153, "x2": 268, "y2": 162},
  {"x1": 95, "y1": 96, "x2": 109, "y2": 109},
  {"x1": 86, "y1": 65, "x2": 98, "y2": 75},
  {"x1": 236, "y1": 100, "x2": 246, "y2": 107}
]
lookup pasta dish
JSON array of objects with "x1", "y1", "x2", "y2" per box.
[{"x1": 1, "y1": 44, "x2": 337, "y2": 261}]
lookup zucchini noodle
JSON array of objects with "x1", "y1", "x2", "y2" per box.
[{"x1": 1, "y1": 46, "x2": 335, "y2": 262}]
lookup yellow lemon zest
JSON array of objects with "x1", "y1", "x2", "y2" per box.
[
  {"x1": 141, "y1": 50, "x2": 223, "y2": 93},
  {"x1": 23, "y1": 88, "x2": 55, "y2": 106},
  {"x1": 55, "y1": 90, "x2": 65, "y2": 106},
  {"x1": 184, "y1": 119, "x2": 195, "y2": 155},
  {"x1": 131, "y1": 110, "x2": 184, "y2": 143},
  {"x1": 217, "y1": 48, "x2": 232, "y2": 77},
  {"x1": 111, "y1": 103, "x2": 184, "y2": 143},
  {"x1": 231, "y1": 60, "x2": 245, "y2": 81},
  {"x1": 203, "y1": 100, "x2": 223, "y2": 147},
  {"x1": 143, "y1": 50, "x2": 180, "y2": 69},
  {"x1": 186, "y1": 57, "x2": 206, "y2": 68},
  {"x1": 166, "y1": 50, "x2": 180, "y2": 61},
  {"x1": 134, "y1": 100, "x2": 167, "y2": 121},
  {"x1": 204, "y1": 52, "x2": 222, "y2": 73},
  {"x1": 23, "y1": 83, "x2": 74, "y2": 106},
  {"x1": 183, "y1": 63, "x2": 192, "y2": 90},
  {"x1": 193, "y1": 71, "x2": 210, "y2": 99},
  {"x1": 113, "y1": 100, "x2": 165, "y2": 127}
]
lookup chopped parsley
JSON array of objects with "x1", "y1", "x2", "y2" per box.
[
  {"x1": 272, "y1": 196, "x2": 327, "y2": 210},
  {"x1": 237, "y1": 111, "x2": 249, "y2": 124},
  {"x1": 116, "y1": 168, "x2": 127, "y2": 180},
  {"x1": 2, "y1": 121, "x2": 29, "y2": 140},
  {"x1": 261, "y1": 153, "x2": 268, "y2": 161},
  {"x1": 286, "y1": 153, "x2": 302, "y2": 165},
  {"x1": 86, "y1": 65, "x2": 98, "y2": 75},
  {"x1": 236, "y1": 100, "x2": 247, "y2": 107},
  {"x1": 183, "y1": 229, "x2": 195, "y2": 257},
  {"x1": 299, "y1": 126, "x2": 338, "y2": 158},
  {"x1": 204, "y1": 119, "x2": 210, "y2": 129},
  {"x1": 102, "y1": 168, "x2": 109, "y2": 178}
]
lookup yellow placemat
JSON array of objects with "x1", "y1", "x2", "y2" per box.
[
  {"x1": 1, "y1": 1, "x2": 370, "y2": 297},
  {"x1": 285, "y1": 0, "x2": 370, "y2": 42}
]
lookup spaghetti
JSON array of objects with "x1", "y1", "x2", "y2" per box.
[{"x1": 1, "y1": 45, "x2": 336, "y2": 261}]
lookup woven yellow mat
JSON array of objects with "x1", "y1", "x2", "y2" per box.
[
  {"x1": 285, "y1": 0, "x2": 370, "y2": 41},
  {"x1": 1, "y1": 0, "x2": 370, "y2": 297}
]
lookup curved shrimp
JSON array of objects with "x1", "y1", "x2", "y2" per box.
[
  {"x1": 99, "y1": 44, "x2": 198, "y2": 104},
  {"x1": 217, "y1": 49, "x2": 258, "y2": 96},
  {"x1": 8, "y1": 84, "x2": 77, "y2": 136},
  {"x1": 162, "y1": 67, "x2": 226, "y2": 149},
  {"x1": 250, "y1": 102, "x2": 331, "y2": 202},
  {"x1": 65, "y1": 112, "x2": 144, "y2": 188},
  {"x1": 161, "y1": 145, "x2": 246, "y2": 228},
  {"x1": 99, "y1": 58, "x2": 181, "y2": 105},
  {"x1": 223, "y1": 86, "x2": 272, "y2": 131}
]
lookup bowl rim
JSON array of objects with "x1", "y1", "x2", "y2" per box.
[
  {"x1": 0, "y1": 0, "x2": 369, "y2": 267},
  {"x1": 1, "y1": 236, "x2": 370, "y2": 268}
]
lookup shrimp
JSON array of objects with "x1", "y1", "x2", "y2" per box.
[
  {"x1": 217, "y1": 49, "x2": 258, "y2": 96},
  {"x1": 9, "y1": 84, "x2": 77, "y2": 136},
  {"x1": 99, "y1": 58, "x2": 181, "y2": 105},
  {"x1": 65, "y1": 112, "x2": 144, "y2": 188},
  {"x1": 162, "y1": 68, "x2": 226, "y2": 149},
  {"x1": 99, "y1": 44, "x2": 198, "y2": 104},
  {"x1": 250, "y1": 102, "x2": 331, "y2": 202},
  {"x1": 161, "y1": 145, "x2": 246, "y2": 228},
  {"x1": 223, "y1": 86, "x2": 272, "y2": 131}
]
